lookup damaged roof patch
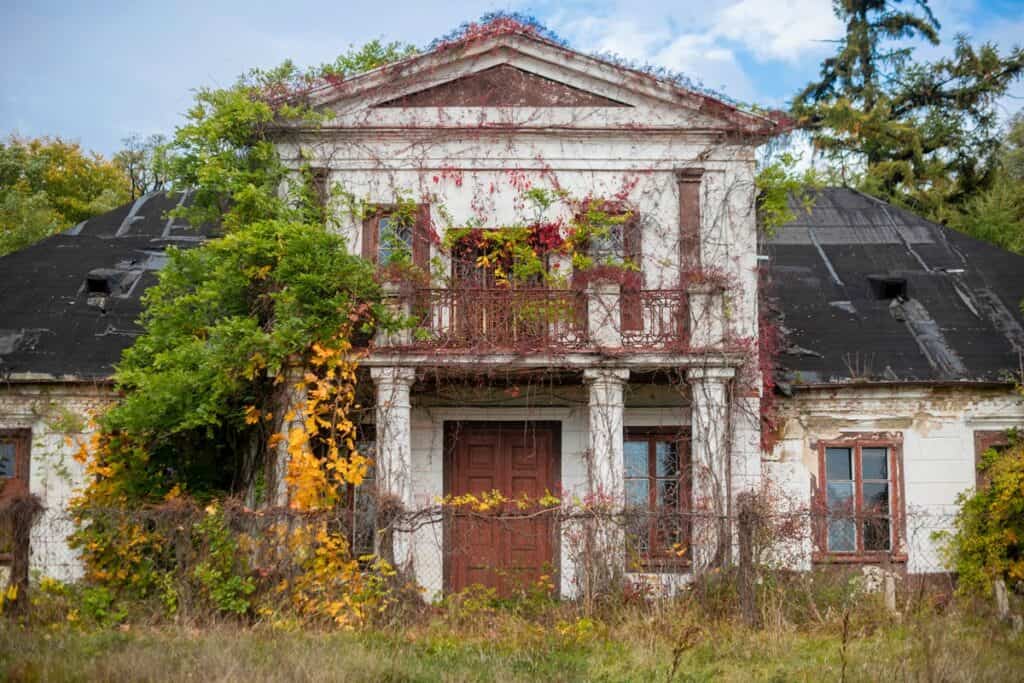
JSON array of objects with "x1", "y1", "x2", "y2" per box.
[
  {"x1": 0, "y1": 191, "x2": 216, "y2": 380},
  {"x1": 764, "y1": 187, "x2": 1024, "y2": 386}
]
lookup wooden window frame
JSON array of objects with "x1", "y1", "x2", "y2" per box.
[
  {"x1": 571, "y1": 209, "x2": 643, "y2": 332},
  {"x1": 623, "y1": 427, "x2": 691, "y2": 571},
  {"x1": 0, "y1": 428, "x2": 31, "y2": 565},
  {"x1": 973, "y1": 429, "x2": 1009, "y2": 491},
  {"x1": 813, "y1": 432, "x2": 907, "y2": 564},
  {"x1": 310, "y1": 168, "x2": 329, "y2": 207},
  {"x1": 361, "y1": 203, "x2": 431, "y2": 268}
]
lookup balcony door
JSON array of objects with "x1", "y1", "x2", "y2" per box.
[{"x1": 449, "y1": 239, "x2": 555, "y2": 347}]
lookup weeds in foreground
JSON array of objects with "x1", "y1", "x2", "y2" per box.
[{"x1": 2, "y1": 570, "x2": 1023, "y2": 682}]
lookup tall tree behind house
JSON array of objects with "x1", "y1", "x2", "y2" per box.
[
  {"x1": 0, "y1": 135, "x2": 130, "y2": 255},
  {"x1": 793, "y1": 0, "x2": 1024, "y2": 222}
]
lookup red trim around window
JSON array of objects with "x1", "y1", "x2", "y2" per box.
[
  {"x1": 813, "y1": 432, "x2": 907, "y2": 564},
  {"x1": 0, "y1": 428, "x2": 31, "y2": 565},
  {"x1": 624, "y1": 427, "x2": 691, "y2": 571}
]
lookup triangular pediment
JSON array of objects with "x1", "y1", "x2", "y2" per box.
[
  {"x1": 304, "y1": 30, "x2": 781, "y2": 137},
  {"x1": 374, "y1": 65, "x2": 630, "y2": 108}
]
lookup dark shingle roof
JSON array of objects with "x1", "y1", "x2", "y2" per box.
[
  {"x1": 0, "y1": 191, "x2": 216, "y2": 380},
  {"x1": 763, "y1": 187, "x2": 1024, "y2": 387}
]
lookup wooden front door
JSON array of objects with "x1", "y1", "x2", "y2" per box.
[{"x1": 445, "y1": 421, "x2": 559, "y2": 595}]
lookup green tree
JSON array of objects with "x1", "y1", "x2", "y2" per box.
[
  {"x1": 113, "y1": 133, "x2": 170, "y2": 200},
  {"x1": 84, "y1": 41, "x2": 415, "y2": 501},
  {"x1": 947, "y1": 111, "x2": 1024, "y2": 253},
  {"x1": 794, "y1": 1, "x2": 1024, "y2": 219},
  {"x1": 1001, "y1": 110, "x2": 1024, "y2": 182},
  {"x1": 0, "y1": 136, "x2": 131, "y2": 255}
]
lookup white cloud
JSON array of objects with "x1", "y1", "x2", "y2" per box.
[
  {"x1": 545, "y1": 0, "x2": 844, "y2": 106},
  {"x1": 551, "y1": 0, "x2": 841, "y2": 65},
  {"x1": 712, "y1": 0, "x2": 842, "y2": 62},
  {"x1": 654, "y1": 33, "x2": 757, "y2": 102},
  {"x1": 550, "y1": 12, "x2": 756, "y2": 101}
]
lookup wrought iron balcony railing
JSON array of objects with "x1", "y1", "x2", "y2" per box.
[{"x1": 376, "y1": 286, "x2": 701, "y2": 353}]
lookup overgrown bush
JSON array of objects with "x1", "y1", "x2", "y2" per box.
[{"x1": 939, "y1": 430, "x2": 1024, "y2": 594}]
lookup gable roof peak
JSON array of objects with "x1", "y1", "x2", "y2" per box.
[{"x1": 304, "y1": 19, "x2": 788, "y2": 136}]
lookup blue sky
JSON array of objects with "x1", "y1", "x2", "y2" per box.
[{"x1": 2, "y1": 0, "x2": 1022, "y2": 156}]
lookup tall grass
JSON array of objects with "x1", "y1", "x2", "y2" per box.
[{"x1": 3, "y1": 572, "x2": 1023, "y2": 682}]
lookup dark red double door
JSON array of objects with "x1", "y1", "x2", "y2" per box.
[{"x1": 445, "y1": 422, "x2": 559, "y2": 596}]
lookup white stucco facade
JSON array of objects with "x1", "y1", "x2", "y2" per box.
[
  {"x1": 769, "y1": 384, "x2": 1024, "y2": 573},
  {"x1": 0, "y1": 381, "x2": 112, "y2": 581}
]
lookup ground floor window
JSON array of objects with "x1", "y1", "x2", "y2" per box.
[
  {"x1": 347, "y1": 426, "x2": 377, "y2": 558},
  {"x1": 623, "y1": 428, "x2": 690, "y2": 570},
  {"x1": 816, "y1": 434, "x2": 904, "y2": 561},
  {"x1": 0, "y1": 429, "x2": 30, "y2": 564}
]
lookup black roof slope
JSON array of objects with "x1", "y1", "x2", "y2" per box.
[
  {"x1": 763, "y1": 187, "x2": 1024, "y2": 388},
  {"x1": 0, "y1": 191, "x2": 216, "y2": 380}
]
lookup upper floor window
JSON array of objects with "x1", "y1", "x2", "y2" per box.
[
  {"x1": 377, "y1": 213, "x2": 413, "y2": 265},
  {"x1": 362, "y1": 205, "x2": 429, "y2": 268},
  {"x1": 817, "y1": 436, "x2": 903, "y2": 560},
  {"x1": 574, "y1": 209, "x2": 643, "y2": 331},
  {"x1": 973, "y1": 429, "x2": 1010, "y2": 490},
  {"x1": 624, "y1": 428, "x2": 690, "y2": 570},
  {"x1": 588, "y1": 221, "x2": 625, "y2": 263}
]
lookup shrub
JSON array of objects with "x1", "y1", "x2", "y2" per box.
[{"x1": 938, "y1": 430, "x2": 1024, "y2": 593}]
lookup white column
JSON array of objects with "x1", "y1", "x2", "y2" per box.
[
  {"x1": 583, "y1": 368, "x2": 629, "y2": 503},
  {"x1": 580, "y1": 367, "x2": 629, "y2": 595},
  {"x1": 587, "y1": 282, "x2": 622, "y2": 348},
  {"x1": 370, "y1": 366, "x2": 416, "y2": 568},
  {"x1": 688, "y1": 365, "x2": 734, "y2": 572},
  {"x1": 266, "y1": 360, "x2": 307, "y2": 508}
]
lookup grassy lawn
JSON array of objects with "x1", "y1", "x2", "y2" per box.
[{"x1": 3, "y1": 609, "x2": 1022, "y2": 682}]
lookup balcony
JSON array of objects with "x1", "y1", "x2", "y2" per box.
[{"x1": 374, "y1": 284, "x2": 723, "y2": 355}]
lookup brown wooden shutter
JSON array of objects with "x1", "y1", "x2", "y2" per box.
[
  {"x1": 621, "y1": 212, "x2": 642, "y2": 332},
  {"x1": 677, "y1": 169, "x2": 703, "y2": 273},
  {"x1": 361, "y1": 211, "x2": 379, "y2": 261},
  {"x1": 413, "y1": 204, "x2": 431, "y2": 270}
]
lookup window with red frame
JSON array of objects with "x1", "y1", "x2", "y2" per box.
[
  {"x1": 820, "y1": 441, "x2": 901, "y2": 557},
  {"x1": 623, "y1": 428, "x2": 690, "y2": 569},
  {"x1": 0, "y1": 429, "x2": 30, "y2": 564},
  {"x1": 361, "y1": 204, "x2": 430, "y2": 269}
]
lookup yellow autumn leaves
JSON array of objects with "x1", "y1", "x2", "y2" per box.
[{"x1": 276, "y1": 339, "x2": 372, "y2": 510}]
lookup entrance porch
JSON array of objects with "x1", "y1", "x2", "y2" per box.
[{"x1": 363, "y1": 368, "x2": 755, "y2": 600}]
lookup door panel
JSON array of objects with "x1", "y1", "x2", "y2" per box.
[{"x1": 447, "y1": 422, "x2": 558, "y2": 596}]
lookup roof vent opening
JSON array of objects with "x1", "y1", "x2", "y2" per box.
[
  {"x1": 83, "y1": 268, "x2": 142, "y2": 300},
  {"x1": 86, "y1": 274, "x2": 112, "y2": 296},
  {"x1": 868, "y1": 275, "x2": 908, "y2": 301}
]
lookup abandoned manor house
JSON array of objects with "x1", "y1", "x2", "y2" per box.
[{"x1": 3, "y1": 27, "x2": 1024, "y2": 598}]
